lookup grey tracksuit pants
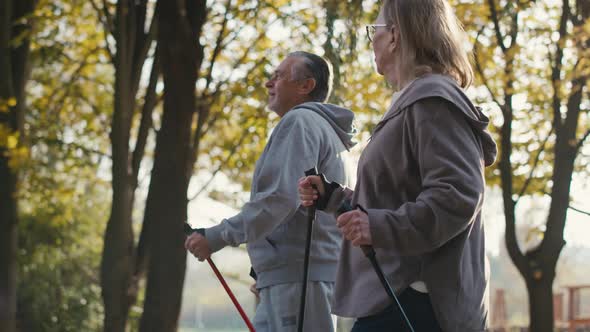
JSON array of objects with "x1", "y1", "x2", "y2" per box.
[{"x1": 253, "y1": 281, "x2": 335, "y2": 332}]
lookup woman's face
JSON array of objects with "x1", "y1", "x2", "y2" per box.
[
  {"x1": 372, "y1": 8, "x2": 390, "y2": 75},
  {"x1": 372, "y1": 6, "x2": 398, "y2": 85}
]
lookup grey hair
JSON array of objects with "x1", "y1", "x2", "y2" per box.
[
  {"x1": 382, "y1": 0, "x2": 473, "y2": 88},
  {"x1": 287, "y1": 51, "x2": 333, "y2": 102}
]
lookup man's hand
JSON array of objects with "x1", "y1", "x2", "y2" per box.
[
  {"x1": 249, "y1": 283, "x2": 260, "y2": 301},
  {"x1": 184, "y1": 232, "x2": 212, "y2": 261},
  {"x1": 298, "y1": 175, "x2": 325, "y2": 207},
  {"x1": 336, "y1": 209, "x2": 372, "y2": 246}
]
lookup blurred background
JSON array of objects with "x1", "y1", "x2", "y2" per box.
[{"x1": 0, "y1": 0, "x2": 588, "y2": 331}]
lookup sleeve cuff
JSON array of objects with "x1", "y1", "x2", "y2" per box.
[
  {"x1": 367, "y1": 209, "x2": 391, "y2": 249},
  {"x1": 205, "y1": 222, "x2": 228, "y2": 253}
]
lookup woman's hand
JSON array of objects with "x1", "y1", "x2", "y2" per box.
[
  {"x1": 337, "y1": 209, "x2": 372, "y2": 246},
  {"x1": 298, "y1": 175, "x2": 325, "y2": 207}
]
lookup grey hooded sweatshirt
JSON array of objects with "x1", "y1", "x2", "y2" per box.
[
  {"x1": 326, "y1": 74, "x2": 497, "y2": 331},
  {"x1": 205, "y1": 102, "x2": 356, "y2": 289}
]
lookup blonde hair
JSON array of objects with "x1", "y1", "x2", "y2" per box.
[{"x1": 382, "y1": 0, "x2": 473, "y2": 88}]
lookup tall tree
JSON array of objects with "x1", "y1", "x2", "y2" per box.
[
  {"x1": 138, "y1": 0, "x2": 207, "y2": 330},
  {"x1": 456, "y1": 0, "x2": 590, "y2": 330},
  {"x1": 15, "y1": 1, "x2": 113, "y2": 329},
  {"x1": 96, "y1": 0, "x2": 160, "y2": 330},
  {"x1": 322, "y1": 0, "x2": 363, "y2": 105},
  {"x1": 0, "y1": 0, "x2": 37, "y2": 331}
]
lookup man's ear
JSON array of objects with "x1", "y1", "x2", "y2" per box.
[{"x1": 297, "y1": 78, "x2": 316, "y2": 96}]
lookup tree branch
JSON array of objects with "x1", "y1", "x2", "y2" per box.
[
  {"x1": 203, "y1": 0, "x2": 232, "y2": 93},
  {"x1": 88, "y1": 0, "x2": 114, "y2": 62},
  {"x1": 577, "y1": 129, "x2": 590, "y2": 153},
  {"x1": 204, "y1": 12, "x2": 281, "y2": 85},
  {"x1": 201, "y1": 57, "x2": 267, "y2": 138},
  {"x1": 214, "y1": 3, "x2": 273, "y2": 51},
  {"x1": 131, "y1": 1, "x2": 159, "y2": 96},
  {"x1": 551, "y1": 0, "x2": 571, "y2": 137},
  {"x1": 543, "y1": 191, "x2": 590, "y2": 216},
  {"x1": 44, "y1": 47, "x2": 103, "y2": 117},
  {"x1": 473, "y1": 28, "x2": 503, "y2": 107},
  {"x1": 188, "y1": 130, "x2": 249, "y2": 201},
  {"x1": 190, "y1": 53, "x2": 266, "y2": 174},
  {"x1": 516, "y1": 127, "x2": 554, "y2": 204},
  {"x1": 508, "y1": 9, "x2": 519, "y2": 49},
  {"x1": 89, "y1": 0, "x2": 112, "y2": 36},
  {"x1": 36, "y1": 137, "x2": 110, "y2": 158},
  {"x1": 131, "y1": 48, "x2": 160, "y2": 184},
  {"x1": 487, "y1": 0, "x2": 507, "y2": 53},
  {"x1": 198, "y1": 14, "x2": 272, "y2": 103},
  {"x1": 569, "y1": 205, "x2": 590, "y2": 217},
  {"x1": 102, "y1": 0, "x2": 114, "y2": 34},
  {"x1": 206, "y1": 49, "x2": 268, "y2": 106}
]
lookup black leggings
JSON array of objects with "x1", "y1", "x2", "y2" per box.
[{"x1": 351, "y1": 287, "x2": 443, "y2": 332}]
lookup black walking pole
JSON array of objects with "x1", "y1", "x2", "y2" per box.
[
  {"x1": 297, "y1": 167, "x2": 319, "y2": 332},
  {"x1": 337, "y1": 201, "x2": 415, "y2": 332}
]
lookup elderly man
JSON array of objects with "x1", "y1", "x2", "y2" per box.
[{"x1": 185, "y1": 51, "x2": 356, "y2": 332}]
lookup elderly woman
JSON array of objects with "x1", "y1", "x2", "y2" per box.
[{"x1": 299, "y1": 0, "x2": 497, "y2": 331}]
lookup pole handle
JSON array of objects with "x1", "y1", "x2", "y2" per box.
[
  {"x1": 304, "y1": 167, "x2": 319, "y2": 195},
  {"x1": 304, "y1": 167, "x2": 318, "y2": 177}
]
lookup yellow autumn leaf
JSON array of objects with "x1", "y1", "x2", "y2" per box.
[
  {"x1": 7, "y1": 146, "x2": 29, "y2": 170},
  {"x1": 7, "y1": 135, "x2": 18, "y2": 149}
]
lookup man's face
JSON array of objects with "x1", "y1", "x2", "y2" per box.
[{"x1": 265, "y1": 57, "x2": 308, "y2": 117}]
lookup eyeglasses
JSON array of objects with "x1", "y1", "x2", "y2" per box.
[
  {"x1": 366, "y1": 24, "x2": 388, "y2": 43},
  {"x1": 268, "y1": 71, "x2": 287, "y2": 82}
]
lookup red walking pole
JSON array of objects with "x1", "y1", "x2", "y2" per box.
[{"x1": 184, "y1": 223, "x2": 255, "y2": 332}]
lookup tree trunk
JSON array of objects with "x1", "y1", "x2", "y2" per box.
[
  {"x1": 322, "y1": 0, "x2": 341, "y2": 104},
  {"x1": 0, "y1": 162, "x2": 18, "y2": 332},
  {"x1": 0, "y1": 0, "x2": 35, "y2": 331},
  {"x1": 101, "y1": 185, "x2": 135, "y2": 332},
  {"x1": 101, "y1": 32, "x2": 138, "y2": 331},
  {"x1": 100, "y1": 0, "x2": 157, "y2": 330},
  {"x1": 526, "y1": 275, "x2": 555, "y2": 332},
  {"x1": 138, "y1": 1, "x2": 206, "y2": 331}
]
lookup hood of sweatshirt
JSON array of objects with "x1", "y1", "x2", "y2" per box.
[
  {"x1": 292, "y1": 102, "x2": 357, "y2": 150},
  {"x1": 391, "y1": 74, "x2": 497, "y2": 167}
]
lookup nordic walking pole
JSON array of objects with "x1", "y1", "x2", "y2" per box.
[
  {"x1": 184, "y1": 223, "x2": 256, "y2": 332},
  {"x1": 336, "y1": 201, "x2": 415, "y2": 332},
  {"x1": 297, "y1": 167, "x2": 319, "y2": 332}
]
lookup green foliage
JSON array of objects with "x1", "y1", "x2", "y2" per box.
[
  {"x1": 14, "y1": 0, "x2": 113, "y2": 330},
  {"x1": 454, "y1": 0, "x2": 590, "y2": 195},
  {"x1": 27, "y1": 0, "x2": 113, "y2": 156},
  {"x1": 17, "y1": 183, "x2": 108, "y2": 332}
]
